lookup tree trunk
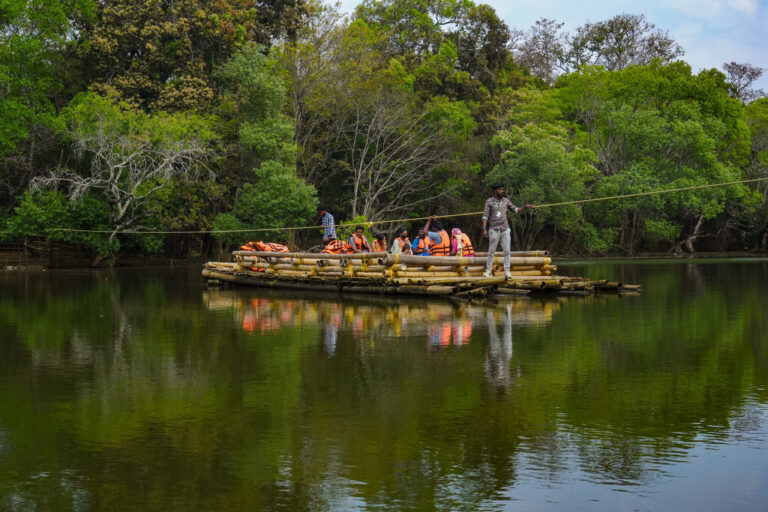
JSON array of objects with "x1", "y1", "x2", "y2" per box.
[{"x1": 684, "y1": 213, "x2": 705, "y2": 253}]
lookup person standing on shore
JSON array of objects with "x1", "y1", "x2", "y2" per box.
[{"x1": 482, "y1": 183, "x2": 534, "y2": 278}]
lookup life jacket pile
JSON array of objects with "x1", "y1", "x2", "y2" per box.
[
  {"x1": 454, "y1": 232, "x2": 475, "y2": 257},
  {"x1": 430, "y1": 230, "x2": 451, "y2": 256},
  {"x1": 322, "y1": 240, "x2": 354, "y2": 254},
  {"x1": 240, "y1": 241, "x2": 290, "y2": 253},
  {"x1": 239, "y1": 241, "x2": 290, "y2": 271}
]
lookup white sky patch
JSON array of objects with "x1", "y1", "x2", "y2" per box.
[{"x1": 728, "y1": 0, "x2": 760, "y2": 15}]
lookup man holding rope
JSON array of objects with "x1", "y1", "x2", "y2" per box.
[{"x1": 482, "y1": 183, "x2": 534, "y2": 279}]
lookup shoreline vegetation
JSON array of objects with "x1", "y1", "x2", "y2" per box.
[
  {"x1": 2, "y1": 244, "x2": 766, "y2": 271},
  {"x1": 1, "y1": 1, "x2": 767, "y2": 265}
]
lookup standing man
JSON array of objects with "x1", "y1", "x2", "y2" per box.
[
  {"x1": 482, "y1": 183, "x2": 534, "y2": 278},
  {"x1": 318, "y1": 205, "x2": 336, "y2": 244}
]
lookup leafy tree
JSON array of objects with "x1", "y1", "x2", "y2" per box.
[
  {"x1": 743, "y1": 98, "x2": 768, "y2": 249},
  {"x1": 355, "y1": 0, "x2": 475, "y2": 58},
  {"x1": 486, "y1": 89, "x2": 596, "y2": 249},
  {"x1": 78, "y1": 0, "x2": 309, "y2": 112},
  {"x1": 0, "y1": 0, "x2": 94, "y2": 202},
  {"x1": 554, "y1": 62, "x2": 750, "y2": 253},
  {"x1": 212, "y1": 44, "x2": 316, "y2": 247},
  {"x1": 510, "y1": 18, "x2": 565, "y2": 86},
  {"x1": 513, "y1": 14, "x2": 683, "y2": 85},
  {"x1": 445, "y1": 3, "x2": 511, "y2": 90},
  {"x1": 723, "y1": 62, "x2": 766, "y2": 104},
  {"x1": 32, "y1": 93, "x2": 217, "y2": 263},
  {"x1": 564, "y1": 13, "x2": 683, "y2": 72},
  {"x1": 213, "y1": 161, "x2": 317, "y2": 246}
]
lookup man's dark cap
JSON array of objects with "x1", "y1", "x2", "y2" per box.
[{"x1": 490, "y1": 182, "x2": 504, "y2": 190}]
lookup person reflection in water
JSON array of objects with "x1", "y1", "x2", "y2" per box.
[
  {"x1": 484, "y1": 304, "x2": 517, "y2": 389},
  {"x1": 324, "y1": 323, "x2": 338, "y2": 357},
  {"x1": 323, "y1": 308, "x2": 342, "y2": 357}
]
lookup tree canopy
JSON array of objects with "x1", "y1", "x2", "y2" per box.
[{"x1": 1, "y1": 0, "x2": 767, "y2": 260}]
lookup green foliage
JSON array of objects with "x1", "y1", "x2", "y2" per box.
[
  {"x1": 486, "y1": 89, "x2": 596, "y2": 246},
  {"x1": 0, "y1": 0, "x2": 94, "y2": 158},
  {"x1": 79, "y1": 0, "x2": 309, "y2": 112},
  {"x1": 214, "y1": 161, "x2": 317, "y2": 244},
  {"x1": 551, "y1": 62, "x2": 752, "y2": 253},
  {"x1": 217, "y1": 44, "x2": 297, "y2": 168},
  {"x1": 338, "y1": 214, "x2": 373, "y2": 242},
  {"x1": 3, "y1": 190, "x2": 114, "y2": 254}
]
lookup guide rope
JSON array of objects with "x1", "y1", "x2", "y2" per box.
[{"x1": 3, "y1": 176, "x2": 768, "y2": 236}]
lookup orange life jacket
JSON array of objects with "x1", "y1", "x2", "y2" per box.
[
  {"x1": 412, "y1": 237, "x2": 432, "y2": 256},
  {"x1": 431, "y1": 230, "x2": 451, "y2": 256},
  {"x1": 255, "y1": 241, "x2": 289, "y2": 252},
  {"x1": 372, "y1": 240, "x2": 386, "y2": 252},
  {"x1": 322, "y1": 240, "x2": 354, "y2": 254},
  {"x1": 350, "y1": 233, "x2": 370, "y2": 251},
  {"x1": 240, "y1": 241, "x2": 289, "y2": 252},
  {"x1": 396, "y1": 237, "x2": 411, "y2": 253},
  {"x1": 455, "y1": 232, "x2": 475, "y2": 257}
]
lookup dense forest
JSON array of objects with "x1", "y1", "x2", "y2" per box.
[{"x1": 1, "y1": 0, "x2": 767, "y2": 263}]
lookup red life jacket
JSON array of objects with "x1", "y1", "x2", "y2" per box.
[
  {"x1": 431, "y1": 230, "x2": 451, "y2": 256},
  {"x1": 322, "y1": 240, "x2": 354, "y2": 254},
  {"x1": 455, "y1": 233, "x2": 475, "y2": 257},
  {"x1": 372, "y1": 239, "x2": 386, "y2": 252}
]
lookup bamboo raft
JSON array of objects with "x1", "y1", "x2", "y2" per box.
[{"x1": 203, "y1": 250, "x2": 640, "y2": 298}]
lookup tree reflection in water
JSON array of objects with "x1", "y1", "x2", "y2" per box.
[{"x1": 1, "y1": 263, "x2": 767, "y2": 511}]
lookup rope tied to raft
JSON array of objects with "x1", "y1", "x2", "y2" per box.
[{"x1": 6, "y1": 176, "x2": 767, "y2": 235}]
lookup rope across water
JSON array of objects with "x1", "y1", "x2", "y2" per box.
[{"x1": 6, "y1": 176, "x2": 768, "y2": 236}]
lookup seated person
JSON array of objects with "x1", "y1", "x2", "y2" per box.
[
  {"x1": 372, "y1": 233, "x2": 387, "y2": 253},
  {"x1": 451, "y1": 228, "x2": 475, "y2": 257},
  {"x1": 412, "y1": 229, "x2": 431, "y2": 256},
  {"x1": 390, "y1": 227, "x2": 412, "y2": 255},
  {"x1": 349, "y1": 225, "x2": 371, "y2": 253}
]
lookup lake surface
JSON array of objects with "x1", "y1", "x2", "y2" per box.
[{"x1": 1, "y1": 260, "x2": 767, "y2": 511}]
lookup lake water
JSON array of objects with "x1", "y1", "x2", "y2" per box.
[{"x1": 1, "y1": 260, "x2": 767, "y2": 511}]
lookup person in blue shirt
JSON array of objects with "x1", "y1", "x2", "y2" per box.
[
  {"x1": 412, "y1": 229, "x2": 431, "y2": 256},
  {"x1": 317, "y1": 205, "x2": 336, "y2": 244}
]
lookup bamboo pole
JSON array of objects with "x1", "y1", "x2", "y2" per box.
[
  {"x1": 474, "y1": 250, "x2": 549, "y2": 257},
  {"x1": 232, "y1": 251, "x2": 388, "y2": 260},
  {"x1": 380, "y1": 254, "x2": 551, "y2": 267},
  {"x1": 397, "y1": 285, "x2": 457, "y2": 295},
  {"x1": 264, "y1": 269, "x2": 346, "y2": 277},
  {"x1": 255, "y1": 263, "x2": 396, "y2": 273},
  {"x1": 393, "y1": 270, "x2": 548, "y2": 278},
  {"x1": 203, "y1": 269, "x2": 345, "y2": 292}
]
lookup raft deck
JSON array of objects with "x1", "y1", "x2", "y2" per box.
[{"x1": 202, "y1": 251, "x2": 640, "y2": 298}]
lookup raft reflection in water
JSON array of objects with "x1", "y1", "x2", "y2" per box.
[{"x1": 204, "y1": 290, "x2": 558, "y2": 348}]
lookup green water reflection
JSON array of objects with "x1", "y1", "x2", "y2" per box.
[{"x1": 0, "y1": 262, "x2": 767, "y2": 511}]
